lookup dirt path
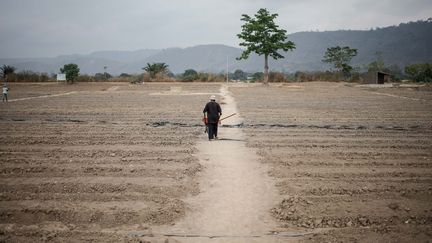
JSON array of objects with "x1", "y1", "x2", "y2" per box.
[
  {"x1": 7, "y1": 91, "x2": 77, "y2": 102},
  {"x1": 147, "y1": 85, "x2": 287, "y2": 242}
]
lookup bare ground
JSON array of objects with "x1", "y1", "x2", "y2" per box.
[
  {"x1": 144, "y1": 85, "x2": 283, "y2": 242},
  {"x1": 1, "y1": 82, "x2": 431, "y2": 242},
  {"x1": 0, "y1": 82, "x2": 219, "y2": 242},
  {"x1": 231, "y1": 82, "x2": 432, "y2": 242}
]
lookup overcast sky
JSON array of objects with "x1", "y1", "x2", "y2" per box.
[{"x1": 0, "y1": 0, "x2": 431, "y2": 58}]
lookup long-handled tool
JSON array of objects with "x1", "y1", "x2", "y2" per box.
[
  {"x1": 203, "y1": 113, "x2": 237, "y2": 133},
  {"x1": 219, "y1": 113, "x2": 237, "y2": 122}
]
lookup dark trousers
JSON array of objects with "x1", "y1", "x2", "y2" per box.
[
  {"x1": 2, "y1": 94, "x2": 7, "y2": 102},
  {"x1": 208, "y1": 123, "x2": 218, "y2": 140}
]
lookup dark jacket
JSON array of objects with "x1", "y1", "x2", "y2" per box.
[{"x1": 203, "y1": 101, "x2": 222, "y2": 124}]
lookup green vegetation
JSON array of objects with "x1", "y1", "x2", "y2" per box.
[
  {"x1": 2, "y1": 20, "x2": 431, "y2": 85},
  {"x1": 119, "y1": 73, "x2": 131, "y2": 78},
  {"x1": 367, "y1": 52, "x2": 386, "y2": 73},
  {"x1": 237, "y1": 8, "x2": 295, "y2": 84},
  {"x1": 142, "y1": 63, "x2": 169, "y2": 79},
  {"x1": 364, "y1": 52, "x2": 405, "y2": 81},
  {"x1": 94, "y1": 72, "x2": 112, "y2": 81},
  {"x1": 322, "y1": 46, "x2": 358, "y2": 78},
  {"x1": 405, "y1": 63, "x2": 432, "y2": 82},
  {"x1": 252, "y1": 72, "x2": 264, "y2": 81},
  {"x1": 1, "y1": 64, "x2": 428, "y2": 84},
  {"x1": 180, "y1": 70, "x2": 227, "y2": 82},
  {"x1": 181, "y1": 69, "x2": 199, "y2": 81},
  {"x1": 3, "y1": 70, "x2": 51, "y2": 82},
  {"x1": 232, "y1": 69, "x2": 247, "y2": 81},
  {"x1": 60, "y1": 63, "x2": 80, "y2": 83}
]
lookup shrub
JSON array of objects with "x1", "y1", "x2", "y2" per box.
[
  {"x1": 252, "y1": 72, "x2": 264, "y2": 82},
  {"x1": 181, "y1": 69, "x2": 199, "y2": 82},
  {"x1": 292, "y1": 71, "x2": 349, "y2": 82},
  {"x1": 154, "y1": 72, "x2": 174, "y2": 82},
  {"x1": 294, "y1": 71, "x2": 309, "y2": 82},
  {"x1": 232, "y1": 69, "x2": 247, "y2": 81},
  {"x1": 94, "y1": 72, "x2": 112, "y2": 81},
  {"x1": 6, "y1": 71, "x2": 52, "y2": 82},
  {"x1": 204, "y1": 73, "x2": 226, "y2": 82},
  {"x1": 130, "y1": 73, "x2": 145, "y2": 84},
  {"x1": 405, "y1": 63, "x2": 432, "y2": 82},
  {"x1": 75, "y1": 75, "x2": 94, "y2": 82},
  {"x1": 268, "y1": 72, "x2": 286, "y2": 82},
  {"x1": 119, "y1": 73, "x2": 131, "y2": 78}
]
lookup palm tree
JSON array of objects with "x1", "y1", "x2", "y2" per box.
[{"x1": 142, "y1": 63, "x2": 169, "y2": 79}]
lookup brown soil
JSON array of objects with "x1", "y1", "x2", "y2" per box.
[
  {"x1": 146, "y1": 85, "x2": 282, "y2": 243},
  {"x1": 1, "y1": 81, "x2": 431, "y2": 242},
  {"x1": 0, "y1": 82, "x2": 219, "y2": 242},
  {"x1": 231, "y1": 82, "x2": 432, "y2": 242}
]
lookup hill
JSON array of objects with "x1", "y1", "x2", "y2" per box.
[{"x1": 1, "y1": 19, "x2": 431, "y2": 75}]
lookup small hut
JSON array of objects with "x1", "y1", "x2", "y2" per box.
[{"x1": 376, "y1": 71, "x2": 391, "y2": 84}]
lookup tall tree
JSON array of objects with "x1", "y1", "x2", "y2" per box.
[
  {"x1": 233, "y1": 69, "x2": 247, "y2": 80},
  {"x1": 322, "y1": 46, "x2": 358, "y2": 77},
  {"x1": 237, "y1": 8, "x2": 295, "y2": 84},
  {"x1": 142, "y1": 63, "x2": 169, "y2": 79},
  {"x1": 1, "y1": 65, "x2": 16, "y2": 81},
  {"x1": 367, "y1": 51, "x2": 385, "y2": 72},
  {"x1": 60, "y1": 63, "x2": 80, "y2": 83}
]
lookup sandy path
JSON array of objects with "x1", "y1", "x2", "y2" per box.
[
  {"x1": 146, "y1": 85, "x2": 287, "y2": 242},
  {"x1": 7, "y1": 91, "x2": 77, "y2": 102}
]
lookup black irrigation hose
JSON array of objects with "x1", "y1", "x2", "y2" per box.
[
  {"x1": 147, "y1": 121, "x2": 428, "y2": 131},
  {"x1": 4, "y1": 117, "x2": 427, "y2": 131}
]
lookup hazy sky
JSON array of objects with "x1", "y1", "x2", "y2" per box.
[{"x1": 1, "y1": 0, "x2": 431, "y2": 58}]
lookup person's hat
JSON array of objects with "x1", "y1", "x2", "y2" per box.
[{"x1": 210, "y1": 95, "x2": 216, "y2": 101}]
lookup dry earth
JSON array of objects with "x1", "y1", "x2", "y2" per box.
[
  {"x1": 231, "y1": 82, "x2": 432, "y2": 242},
  {"x1": 0, "y1": 81, "x2": 431, "y2": 242},
  {"x1": 0, "y1": 82, "x2": 220, "y2": 242}
]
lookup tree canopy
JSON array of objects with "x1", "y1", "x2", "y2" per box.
[
  {"x1": 143, "y1": 63, "x2": 169, "y2": 79},
  {"x1": 94, "y1": 72, "x2": 112, "y2": 81},
  {"x1": 322, "y1": 46, "x2": 358, "y2": 77},
  {"x1": 367, "y1": 52, "x2": 385, "y2": 72},
  {"x1": 60, "y1": 63, "x2": 80, "y2": 83},
  {"x1": 232, "y1": 69, "x2": 247, "y2": 80},
  {"x1": 405, "y1": 63, "x2": 432, "y2": 82},
  {"x1": 182, "y1": 69, "x2": 199, "y2": 81},
  {"x1": 1, "y1": 65, "x2": 16, "y2": 81},
  {"x1": 183, "y1": 69, "x2": 198, "y2": 77},
  {"x1": 237, "y1": 8, "x2": 295, "y2": 84}
]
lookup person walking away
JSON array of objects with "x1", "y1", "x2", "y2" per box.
[
  {"x1": 203, "y1": 95, "x2": 222, "y2": 140},
  {"x1": 2, "y1": 84, "x2": 8, "y2": 102}
]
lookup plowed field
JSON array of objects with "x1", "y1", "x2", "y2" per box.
[
  {"x1": 231, "y1": 82, "x2": 432, "y2": 242},
  {"x1": 0, "y1": 82, "x2": 220, "y2": 242},
  {"x1": 1, "y1": 82, "x2": 431, "y2": 242}
]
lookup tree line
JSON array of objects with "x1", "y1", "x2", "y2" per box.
[
  {"x1": 1, "y1": 9, "x2": 431, "y2": 84},
  {"x1": 2, "y1": 60, "x2": 430, "y2": 84}
]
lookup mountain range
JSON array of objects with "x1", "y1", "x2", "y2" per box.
[{"x1": 1, "y1": 19, "x2": 431, "y2": 75}]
